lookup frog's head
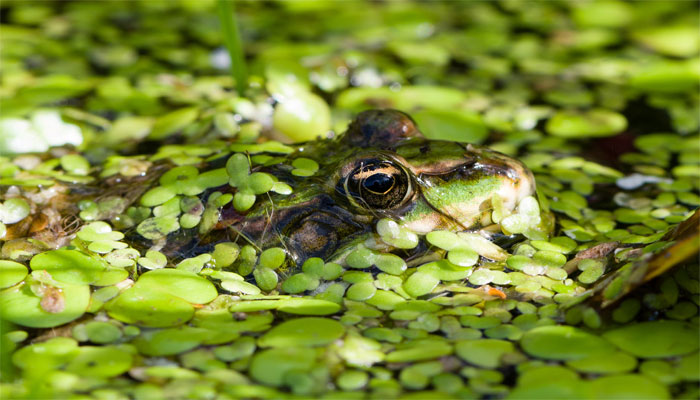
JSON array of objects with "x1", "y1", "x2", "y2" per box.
[
  {"x1": 223, "y1": 109, "x2": 536, "y2": 266},
  {"x1": 335, "y1": 109, "x2": 535, "y2": 234}
]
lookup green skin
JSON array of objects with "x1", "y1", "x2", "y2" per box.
[{"x1": 214, "y1": 109, "x2": 535, "y2": 265}]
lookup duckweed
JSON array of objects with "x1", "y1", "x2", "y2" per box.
[
  {"x1": 1, "y1": 1, "x2": 699, "y2": 399},
  {"x1": 1, "y1": 280, "x2": 90, "y2": 328},
  {"x1": 0, "y1": 260, "x2": 28, "y2": 288},
  {"x1": 521, "y1": 326, "x2": 616, "y2": 361},
  {"x1": 105, "y1": 285, "x2": 195, "y2": 328},
  {"x1": 603, "y1": 320, "x2": 700, "y2": 358},
  {"x1": 226, "y1": 153, "x2": 278, "y2": 212},
  {"x1": 455, "y1": 339, "x2": 515, "y2": 369},
  {"x1": 258, "y1": 317, "x2": 344, "y2": 348},
  {"x1": 30, "y1": 249, "x2": 107, "y2": 285},
  {"x1": 0, "y1": 198, "x2": 30, "y2": 225}
]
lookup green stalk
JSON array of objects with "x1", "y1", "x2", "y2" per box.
[{"x1": 217, "y1": 0, "x2": 247, "y2": 96}]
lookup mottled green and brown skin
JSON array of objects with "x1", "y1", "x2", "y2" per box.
[{"x1": 216, "y1": 109, "x2": 535, "y2": 265}]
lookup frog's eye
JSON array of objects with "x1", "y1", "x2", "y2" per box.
[{"x1": 343, "y1": 160, "x2": 412, "y2": 210}]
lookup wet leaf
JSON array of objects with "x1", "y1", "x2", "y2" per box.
[
  {"x1": 0, "y1": 281, "x2": 89, "y2": 328},
  {"x1": 603, "y1": 320, "x2": 699, "y2": 358},
  {"x1": 520, "y1": 325, "x2": 616, "y2": 360},
  {"x1": 148, "y1": 107, "x2": 200, "y2": 140},
  {"x1": 0, "y1": 260, "x2": 28, "y2": 289},
  {"x1": 546, "y1": 109, "x2": 627, "y2": 138},
  {"x1": 258, "y1": 317, "x2": 345, "y2": 348}
]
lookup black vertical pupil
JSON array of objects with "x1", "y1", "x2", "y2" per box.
[{"x1": 363, "y1": 173, "x2": 394, "y2": 194}]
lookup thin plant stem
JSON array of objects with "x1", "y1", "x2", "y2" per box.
[{"x1": 217, "y1": 0, "x2": 247, "y2": 96}]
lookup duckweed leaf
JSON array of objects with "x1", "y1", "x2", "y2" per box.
[
  {"x1": 565, "y1": 351, "x2": 637, "y2": 374},
  {"x1": 403, "y1": 271, "x2": 440, "y2": 298},
  {"x1": 254, "y1": 266, "x2": 278, "y2": 292},
  {"x1": 148, "y1": 107, "x2": 199, "y2": 140},
  {"x1": 375, "y1": 254, "x2": 407, "y2": 275},
  {"x1": 0, "y1": 260, "x2": 28, "y2": 288},
  {"x1": 175, "y1": 254, "x2": 211, "y2": 273},
  {"x1": 258, "y1": 317, "x2": 345, "y2": 348},
  {"x1": 259, "y1": 247, "x2": 286, "y2": 269},
  {"x1": 230, "y1": 142, "x2": 294, "y2": 155},
  {"x1": 385, "y1": 340, "x2": 452, "y2": 362},
  {"x1": 377, "y1": 219, "x2": 419, "y2": 249},
  {"x1": 0, "y1": 281, "x2": 89, "y2": 328},
  {"x1": 588, "y1": 374, "x2": 669, "y2": 399},
  {"x1": 291, "y1": 157, "x2": 319, "y2": 177},
  {"x1": 30, "y1": 249, "x2": 107, "y2": 285},
  {"x1": 520, "y1": 325, "x2": 616, "y2": 360},
  {"x1": 133, "y1": 326, "x2": 211, "y2": 356},
  {"x1": 455, "y1": 339, "x2": 515, "y2": 369},
  {"x1": 508, "y1": 365, "x2": 583, "y2": 399},
  {"x1": 140, "y1": 186, "x2": 177, "y2": 208},
  {"x1": 337, "y1": 370, "x2": 369, "y2": 391},
  {"x1": 220, "y1": 279, "x2": 262, "y2": 295},
  {"x1": 11, "y1": 337, "x2": 79, "y2": 372},
  {"x1": 136, "y1": 269, "x2": 217, "y2": 304},
  {"x1": 277, "y1": 298, "x2": 342, "y2": 315},
  {"x1": 633, "y1": 25, "x2": 699, "y2": 58},
  {"x1": 104, "y1": 248, "x2": 139, "y2": 268},
  {"x1": 546, "y1": 109, "x2": 628, "y2": 138},
  {"x1": 419, "y1": 260, "x2": 472, "y2": 281},
  {"x1": 457, "y1": 233, "x2": 509, "y2": 261},
  {"x1": 65, "y1": 346, "x2": 132, "y2": 378},
  {"x1": 105, "y1": 284, "x2": 194, "y2": 328},
  {"x1": 346, "y1": 281, "x2": 377, "y2": 301},
  {"x1": 249, "y1": 347, "x2": 316, "y2": 387},
  {"x1": 273, "y1": 92, "x2": 331, "y2": 142},
  {"x1": 602, "y1": 320, "x2": 699, "y2": 358},
  {"x1": 212, "y1": 242, "x2": 239, "y2": 268},
  {"x1": 59, "y1": 154, "x2": 90, "y2": 176},
  {"x1": 84, "y1": 321, "x2": 122, "y2": 344},
  {"x1": 281, "y1": 273, "x2": 313, "y2": 294},
  {"x1": 226, "y1": 153, "x2": 277, "y2": 212},
  {"x1": 136, "y1": 216, "x2": 180, "y2": 240},
  {"x1": 447, "y1": 249, "x2": 478, "y2": 267},
  {"x1": 413, "y1": 109, "x2": 488, "y2": 144},
  {"x1": 0, "y1": 198, "x2": 30, "y2": 224},
  {"x1": 137, "y1": 250, "x2": 167, "y2": 270},
  {"x1": 629, "y1": 61, "x2": 700, "y2": 93}
]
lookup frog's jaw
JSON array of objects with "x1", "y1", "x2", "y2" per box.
[
  {"x1": 480, "y1": 149, "x2": 536, "y2": 212},
  {"x1": 400, "y1": 149, "x2": 535, "y2": 234}
]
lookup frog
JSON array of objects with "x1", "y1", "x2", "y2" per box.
[{"x1": 201, "y1": 109, "x2": 538, "y2": 267}]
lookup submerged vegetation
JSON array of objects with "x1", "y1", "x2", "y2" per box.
[{"x1": 0, "y1": 1, "x2": 699, "y2": 399}]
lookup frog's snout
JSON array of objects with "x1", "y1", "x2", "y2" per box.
[
  {"x1": 411, "y1": 146, "x2": 537, "y2": 233},
  {"x1": 472, "y1": 147, "x2": 536, "y2": 214}
]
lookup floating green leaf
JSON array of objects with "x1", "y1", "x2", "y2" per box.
[{"x1": 258, "y1": 317, "x2": 345, "y2": 348}]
